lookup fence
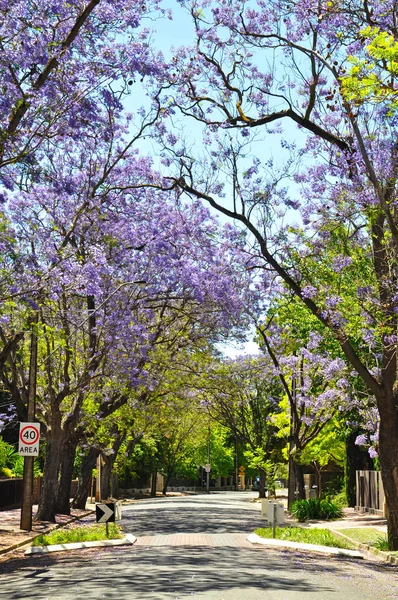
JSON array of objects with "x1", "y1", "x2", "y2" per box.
[
  {"x1": 0, "y1": 477, "x2": 78, "y2": 510},
  {"x1": 356, "y1": 470, "x2": 386, "y2": 516},
  {"x1": 0, "y1": 478, "x2": 24, "y2": 509}
]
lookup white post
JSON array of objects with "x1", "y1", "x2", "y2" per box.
[{"x1": 272, "y1": 503, "x2": 277, "y2": 539}]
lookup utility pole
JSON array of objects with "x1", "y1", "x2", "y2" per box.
[
  {"x1": 235, "y1": 435, "x2": 238, "y2": 491},
  {"x1": 20, "y1": 311, "x2": 39, "y2": 531},
  {"x1": 288, "y1": 366, "x2": 297, "y2": 510},
  {"x1": 206, "y1": 423, "x2": 210, "y2": 494},
  {"x1": 95, "y1": 455, "x2": 102, "y2": 502}
]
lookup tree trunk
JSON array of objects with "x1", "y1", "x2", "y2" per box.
[
  {"x1": 314, "y1": 464, "x2": 321, "y2": 498},
  {"x1": 293, "y1": 460, "x2": 306, "y2": 500},
  {"x1": 72, "y1": 447, "x2": 99, "y2": 509},
  {"x1": 162, "y1": 469, "x2": 174, "y2": 495},
  {"x1": 56, "y1": 437, "x2": 78, "y2": 515},
  {"x1": 111, "y1": 472, "x2": 119, "y2": 498},
  {"x1": 100, "y1": 430, "x2": 125, "y2": 500},
  {"x1": 151, "y1": 470, "x2": 157, "y2": 497},
  {"x1": 101, "y1": 454, "x2": 113, "y2": 500},
  {"x1": 258, "y1": 468, "x2": 267, "y2": 499},
  {"x1": 378, "y1": 400, "x2": 398, "y2": 550},
  {"x1": 35, "y1": 435, "x2": 62, "y2": 522},
  {"x1": 162, "y1": 479, "x2": 169, "y2": 496}
]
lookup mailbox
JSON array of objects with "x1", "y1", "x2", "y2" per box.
[{"x1": 267, "y1": 502, "x2": 284, "y2": 525}]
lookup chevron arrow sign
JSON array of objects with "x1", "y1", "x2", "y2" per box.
[{"x1": 96, "y1": 502, "x2": 116, "y2": 523}]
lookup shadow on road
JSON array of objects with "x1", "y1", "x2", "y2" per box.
[
  {"x1": 1, "y1": 541, "x2": 397, "y2": 599},
  {"x1": 122, "y1": 506, "x2": 265, "y2": 536},
  {"x1": 0, "y1": 546, "x2": 360, "y2": 599}
]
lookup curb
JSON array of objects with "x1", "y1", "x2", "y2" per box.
[
  {"x1": 332, "y1": 530, "x2": 398, "y2": 565},
  {"x1": 25, "y1": 534, "x2": 136, "y2": 555},
  {"x1": 0, "y1": 510, "x2": 94, "y2": 556},
  {"x1": 247, "y1": 533, "x2": 363, "y2": 558}
]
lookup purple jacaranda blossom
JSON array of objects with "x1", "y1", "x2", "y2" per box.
[
  {"x1": 368, "y1": 447, "x2": 378, "y2": 459},
  {"x1": 355, "y1": 434, "x2": 368, "y2": 446},
  {"x1": 332, "y1": 255, "x2": 353, "y2": 272},
  {"x1": 301, "y1": 285, "x2": 317, "y2": 299}
]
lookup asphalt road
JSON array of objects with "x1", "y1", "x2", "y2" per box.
[
  {"x1": 122, "y1": 492, "x2": 267, "y2": 536},
  {"x1": 1, "y1": 492, "x2": 398, "y2": 600}
]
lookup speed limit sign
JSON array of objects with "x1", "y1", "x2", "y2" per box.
[{"x1": 18, "y1": 422, "x2": 40, "y2": 456}]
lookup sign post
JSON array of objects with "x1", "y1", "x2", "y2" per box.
[
  {"x1": 267, "y1": 502, "x2": 285, "y2": 538},
  {"x1": 20, "y1": 312, "x2": 39, "y2": 531}
]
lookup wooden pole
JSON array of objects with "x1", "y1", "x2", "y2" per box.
[{"x1": 20, "y1": 312, "x2": 39, "y2": 531}]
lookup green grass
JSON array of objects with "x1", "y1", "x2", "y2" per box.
[
  {"x1": 254, "y1": 526, "x2": 355, "y2": 550},
  {"x1": 337, "y1": 527, "x2": 389, "y2": 549},
  {"x1": 32, "y1": 523, "x2": 122, "y2": 546}
]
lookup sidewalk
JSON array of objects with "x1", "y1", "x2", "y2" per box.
[
  {"x1": 290, "y1": 506, "x2": 388, "y2": 533},
  {"x1": 0, "y1": 504, "x2": 96, "y2": 557},
  {"x1": 283, "y1": 506, "x2": 394, "y2": 563}
]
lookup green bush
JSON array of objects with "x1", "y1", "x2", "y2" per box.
[
  {"x1": 327, "y1": 490, "x2": 348, "y2": 508},
  {"x1": 12, "y1": 455, "x2": 42, "y2": 477},
  {"x1": 0, "y1": 439, "x2": 18, "y2": 472},
  {"x1": 0, "y1": 467, "x2": 14, "y2": 478},
  {"x1": 291, "y1": 498, "x2": 343, "y2": 522},
  {"x1": 322, "y1": 476, "x2": 344, "y2": 497}
]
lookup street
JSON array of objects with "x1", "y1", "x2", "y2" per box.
[{"x1": 1, "y1": 492, "x2": 398, "y2": 599}]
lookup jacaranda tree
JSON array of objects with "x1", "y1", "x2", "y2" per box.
[
  {"x1": 150, "y1": 0, "x2": 398, "y2": 548},
  {"x1": 0, "y1": 1, "x2": 254, "y2": 522}
]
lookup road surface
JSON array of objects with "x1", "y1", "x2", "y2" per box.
[{"x1": 1, "y1": 492, "x2": 398, "y2": 599}]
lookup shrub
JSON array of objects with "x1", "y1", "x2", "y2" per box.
[
  {"x1": 373, "y1": 534, "x2": 389, "y2": 551},
  {"x1": 291, "y1": 498, "x2": 343, "y2": 522},
  {"x1": 327, "y1": 490, "x2": 348, "y2": 508},
  {"x1": 0, "y1": 467, "x2": 14, "y2": 478},
  {"x1": 12, "y1": 455, "x2": 42, "y2": 477},
  {"x1": 0, "y1": 439, "x2": 18, "y2": 471},
  {"x1": 322, "y1": 476, "x2": 344, "y2": 497}
]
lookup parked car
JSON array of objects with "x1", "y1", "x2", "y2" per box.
[{"x1": 252, "y1": 477, "x2": 267, "y2": 492}]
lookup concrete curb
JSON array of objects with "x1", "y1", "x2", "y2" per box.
[
  {"x1": 0, "y1": 510, "x2": 94, "y2": 556},
  {"x1": 332, "y1": 529, "x2": 398, "y2": 565},
  {"x1": 25, "y1": 534, "x2": 136, "y2": 555},
  {"x1": 247, "y1": 533, "x2": 363, "y2": 559}
]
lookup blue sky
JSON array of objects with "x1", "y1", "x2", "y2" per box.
[{"x1": 126, "y1": 1, "x2": 311, "y2": 358}]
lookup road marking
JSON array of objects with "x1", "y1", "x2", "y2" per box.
[{"x1": 135, "y1": 533, "x2": 258, "y2": 548}]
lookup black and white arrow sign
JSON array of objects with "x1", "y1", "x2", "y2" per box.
[{"x1": 96, "y1": 502, "x2": 116, "y2": 523}]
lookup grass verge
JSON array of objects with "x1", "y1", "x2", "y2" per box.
[
  {"x1": 336, "y1": 527, "x2": 391, "y2": 551},
  {"x1": 254, "y1": 526, "x2": 355, "y2": 550},
  {"x1": 32, "y1": 523, "x2": 122, "y2": 546}
]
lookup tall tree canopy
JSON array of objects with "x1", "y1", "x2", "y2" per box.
[
  {"x1": 3, "y1": 0, "x2": 398, "y2": 549},
  {"x1": 0, "y1": 0, "x2": 254, "y2": 522},
  {"x1": 146, "y1": 0, "x2": 398, "y2": 548}
]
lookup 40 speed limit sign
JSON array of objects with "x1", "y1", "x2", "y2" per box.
[{"x1": 18, "y1": 422, "x2": 40, "y2": 456}]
